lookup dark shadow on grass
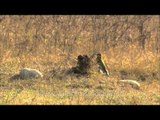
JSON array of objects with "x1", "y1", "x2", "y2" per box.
[{"x1": 9, "y1": 74, "x2": 21, "y2": 81}]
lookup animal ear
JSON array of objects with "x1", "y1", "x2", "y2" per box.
[
  {"x1": 77, "y1": 55, "x2": 82, "y2": 59},
  {"x1": 83, "y1": 55, "x2": 88, "y2": 58},
  {"x1": 97, "y1": 53, "x2": 101, "y2": 56}
]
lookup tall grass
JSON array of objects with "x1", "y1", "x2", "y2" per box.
[{"x1": 0, "y1": 15, "x2": 160, "y2": 104}]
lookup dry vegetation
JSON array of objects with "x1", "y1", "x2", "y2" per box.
[{"x1": 0, "y1": 15, "x2": 160, "y2": 105}]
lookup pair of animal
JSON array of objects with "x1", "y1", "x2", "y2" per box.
[
  {"x1": 72, "y1": 53, "x2": 110, "y2": 76},
  {"x1": 10, "y1": 53, "x2": 108, "y2": 80}
]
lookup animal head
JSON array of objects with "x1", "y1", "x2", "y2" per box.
[
  {"x1": 77, "y1": 55, "x2": 83, "y2": 61},
  {"x1": 96, "y1": 53, "x2": 101, "y2": 58}
]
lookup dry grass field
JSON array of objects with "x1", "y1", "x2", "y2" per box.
[{"x1": 0, "y1": 15, "x2": 160, "y2": 105}]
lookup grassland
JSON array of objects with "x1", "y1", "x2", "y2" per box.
[
  {"x1": 0, "y1": 47, "x2": 160, "y2": 105},
  {"x1": 0, "y1": 15, "x2": 160, "y2": 105}
]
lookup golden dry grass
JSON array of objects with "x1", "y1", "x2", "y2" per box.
[
  {"x1": 0, "y1": 15, "x2": 160, "y2": 105},
  {"x1": 0, "y1": 45, "x2": 160, "y2": 105}
]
